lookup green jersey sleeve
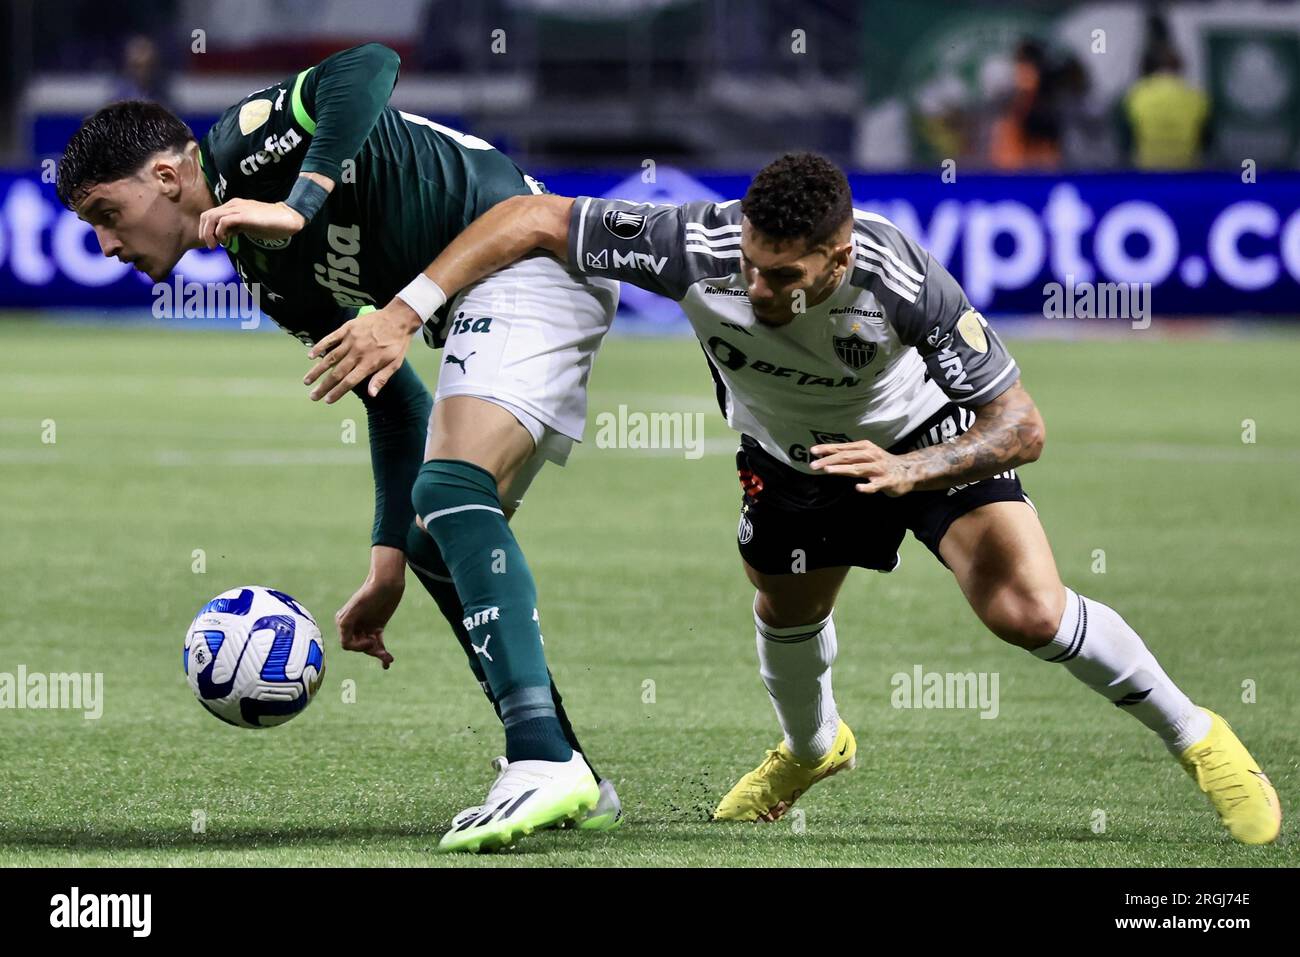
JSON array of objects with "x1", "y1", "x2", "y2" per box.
[
  {"x1": 199, "y1": 42, "x2": 401, "y2": 204},
  {"x1": 293, "y1": 42, "x2": 402, "y2": 182},
  {"x1": 356, "y1": 360, "x2": 432, "y2": 552}
]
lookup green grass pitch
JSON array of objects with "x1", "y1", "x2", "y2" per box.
[{"x1": 0, "y1": 317, "x2": 1297, "y2": 867}]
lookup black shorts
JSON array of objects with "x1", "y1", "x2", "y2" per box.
[{"x1": 736, "y1": 404, "x2": 1030, "y2": 575}]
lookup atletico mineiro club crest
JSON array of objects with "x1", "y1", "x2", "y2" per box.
[{"x1": 833, "y1": 333, "x2": 877, "y2": 370}]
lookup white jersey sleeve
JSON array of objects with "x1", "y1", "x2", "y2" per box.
[
  {"x1": 567, "y1": 196, "x2": 745, "y2": 301},
  {"x1": 849, "y1": 211, "x2": 1020, "y2": 406}
]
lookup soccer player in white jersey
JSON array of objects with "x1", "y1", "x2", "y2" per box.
[{"x1": 312, "y1": 153, "x2": 1281, "y2": 845}]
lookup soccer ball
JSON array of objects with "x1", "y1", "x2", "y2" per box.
[{"x1": 183, "y1": 586, "x2": 325, "y2": 729}]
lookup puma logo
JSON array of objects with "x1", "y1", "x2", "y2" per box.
[
  {"x1": 472, "y1": 633, "x2": 493, "y2": 662},
  {"x1": 445, "y1": 351, "x2": 476, "y2": 373}
]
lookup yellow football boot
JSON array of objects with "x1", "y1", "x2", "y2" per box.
[
  {"x1": 714, "y1": 720, "x2": 856, "y2": 822},
  {"x1": 1178, "y1": 709, "x2": 1281, "y2": 845}
]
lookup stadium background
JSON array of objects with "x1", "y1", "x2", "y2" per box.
[{"x1": 1, "y1": 0, "x2": 1297, "y2": 867}]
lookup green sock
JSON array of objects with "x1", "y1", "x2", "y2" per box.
[
  {"x1": 411, "y1": 460, "x2": 572, "y2": 763},
  {"x1": 403, "y1": 519, "x2": 600, "y2": 775},
  {"x1": 405, "y1": 519, "x2": 494, "y2": 699}
]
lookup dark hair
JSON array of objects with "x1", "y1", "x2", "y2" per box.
[
  {"x1": 741, "y1": 152, "x2": 853, "y2": 248},
  {"x1": 56, "y1": 100, "x2": 195, "y2": 210}
]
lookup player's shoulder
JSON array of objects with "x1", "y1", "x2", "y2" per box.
[
  {"x1": 680, "y1": 198, "x2": 744, "y2": 229},
  {"x1": 571, "y1": 195, "x2": 743, "y2": 299},
  {"x1": 677, "y1": 199, "x2": 743, "y2": 270},
  {"x1": 202, "y1": 77, "x2": 308, "y2": 196},
  {"x1": 580, "y1": 196, "x2": 742, "y2": 233},
  {"x1": 848, "y1": 207, "x2": 928, "y2": 305}
]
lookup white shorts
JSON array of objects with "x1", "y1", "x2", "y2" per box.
[{"x1": 426, "y1": 252, "x2": 619, "y2": 508}]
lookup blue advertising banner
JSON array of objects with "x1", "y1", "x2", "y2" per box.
[{"x1": 2, "y1": 166, "x2": 1298, "y2": 326}]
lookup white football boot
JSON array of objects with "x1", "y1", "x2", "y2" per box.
[
  {"x1": 438, "y1": 752, "x2": 600, "y2": 853},
  {"x1": 551, "y1": 776, "x2": 624, "y2": 831},
  {"x1": 579, "y1": 778, "x2": 624, "y2": 831}
]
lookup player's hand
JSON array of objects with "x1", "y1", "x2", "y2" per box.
[
  {"x1": 303, "y1": 301, "x2": 422, "y2": 404},
  {"x1": 809, "y1": 439, "x2": 916, "y2": 497},
  {"x1": 198, "y1": 198, "x2": 305, "y2": 249},
  {"x1": 335, "y1": 576, "x2": 404, "y2": 670}
]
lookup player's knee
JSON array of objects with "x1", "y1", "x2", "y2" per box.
[
  {"x1": 754, "y1": 590, "x2": 834, "y2": 630},
  {"x1": 411, "y1": 458, "x2": 502, "y2": 527},
  {"x1": 983, "y1": 592, "x2": 1062, "y2": 650},
  {"x1": 404, "y1": 519, "x2": 446, "y2": 569},
  {"x1": 410, "y1": 464, "x2": 444, "y2": 521}
]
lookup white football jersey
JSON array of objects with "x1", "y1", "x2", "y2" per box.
[{"x1": 568, "y1": 197, "x2": 1019, "y2": 471}]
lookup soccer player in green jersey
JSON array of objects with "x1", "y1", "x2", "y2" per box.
[{"x1": 57, "y1": 43, "x2": 621, "y2": 850}]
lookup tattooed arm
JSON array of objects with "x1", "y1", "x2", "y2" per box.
[{"x1": 808, "y1": 382, "x2": 1046, "y2": 496}]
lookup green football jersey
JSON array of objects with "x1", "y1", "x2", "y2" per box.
[{"x1": 197, "y1": 42, "x2": 543, "y2": 344}]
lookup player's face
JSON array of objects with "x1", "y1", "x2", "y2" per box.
[
  {"x1": 740, "y1": 219, "x2": 853, "y2": 326},
  {"x1": 74, "y1": 157, "x2": 192, "y2": 283}
]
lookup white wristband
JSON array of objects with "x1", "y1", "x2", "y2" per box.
[{"x1": 395, "y1": 273, "x2": 448, "y2": 322}]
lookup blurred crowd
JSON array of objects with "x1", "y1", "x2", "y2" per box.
[
  {"x1": 8, "y1": 0, "x2": 1292, "y2": 171},
  {"x1": 918, "y1": 17, "x2": 1210, "y2": 172}
]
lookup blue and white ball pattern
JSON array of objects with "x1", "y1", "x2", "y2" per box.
[{"x1": 184, "y1": 586, "x2": 325, "y2": 729}]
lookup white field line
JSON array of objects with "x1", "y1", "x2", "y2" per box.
[
  {"x1": 3, "y1": 440, "x2": 1299, "y2": 467},
  {"x1": 0, "y1": 374, "x2": 300, "y2": 398},
  {"x1": 1072, "y1": 442, "x2": 1300, "y2": 463},
  {"x1": 0, "y1": 448, "x2": 368, "y2": 466},
  {"x1": 2, "y1": 388, "x2": 1298, "y2": 465},
  {"x1": 590, "y1": 394, "x2": 719, "y2": 413},
  {"x1": 0, "y1": 418, "x2": 339, "y2": 439}
]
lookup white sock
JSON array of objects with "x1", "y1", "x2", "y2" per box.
[
  {"x1": 754, "y1": 604, "x2": 840, "y2": 763},
  {"x1": 1032, "y1": 588, "x2": 1211, "y2": 752}
]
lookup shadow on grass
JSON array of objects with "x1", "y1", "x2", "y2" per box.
[
  {"x1": 0, "y1": 821, "x2": 617, "y2": 857},
  {"x1": 0, "y1": 822, "x2": 441, "y2": 853},
  {"x1": 650, "y1": 813, "x2": 1203, "y2": 849}
]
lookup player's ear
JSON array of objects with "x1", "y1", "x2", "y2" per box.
[
  {"x1": 829, "y1": 238, "x2": 854, "y2": 270},
  {"x1": 152, "y1": 153, "x2": 184, "y2": 199}
]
